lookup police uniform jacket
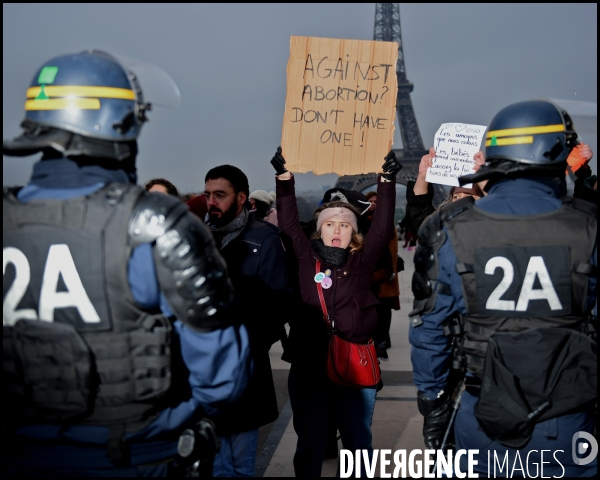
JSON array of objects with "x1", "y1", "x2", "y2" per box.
[
  {"x1": 3, "y1": 160, "x2": 251, "y2": 474},
  {"x1": 409, "y1": 177, "x2": 597, "y2": 477}
]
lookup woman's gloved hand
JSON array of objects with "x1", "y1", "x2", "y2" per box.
[
  {"x1": 382, "y1": 150, "x2": 402, "y2": 181},
  {"x1": 270, "y1": 147, "x2": 288, "y2": 176}
]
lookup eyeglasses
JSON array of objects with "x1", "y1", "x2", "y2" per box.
[{"x1": 204, "y1": 191, "x2": 234, "y2": 203}]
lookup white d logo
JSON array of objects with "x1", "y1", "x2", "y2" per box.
[{"x1": 572, "y1": 431, "x2": 598, "y2": 466}]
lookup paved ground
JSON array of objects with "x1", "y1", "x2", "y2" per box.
[{"x1": 254, "y1": 244, "x2": 425, "y2": 477}]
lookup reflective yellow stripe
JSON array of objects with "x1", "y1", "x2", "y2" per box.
[
  {"x1": 485, "y1": 136, "x2": 534, "y2": 147},
  {"x1": 486, "y1": 124, "x2": 564, "y2": 139},
  {"x1": 25, "y1": 98, "x2": 101, "y2": 110},
  {"x1": 26, "y1": 86, "x2": 135, "y2": 100}
]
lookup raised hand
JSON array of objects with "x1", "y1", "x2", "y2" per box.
[
  {"x1": 473, "y1": 151, "x2": 485, "y2": 172},
  {"x1": 381, "y1": 150, "x2": 402, "y2": 181},
  {"x1": 270, "y1": 147, "x2": 288, "y2": 175},
  {"x1": 578, "y1": 143, "x2": 593, "y2": 161},
  {"x1": 419, "y1": 147, "x2": 436, "y2": 175}
]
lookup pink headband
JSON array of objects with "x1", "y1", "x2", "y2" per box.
[{"x1": 316, "y1": 207, "x2": 358, "y2": 233}]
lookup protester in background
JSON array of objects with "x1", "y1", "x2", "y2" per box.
[
  {"x1": 410, "y1": 100, "x2": 597, "y2": 477},
  {"x1": 271, "y1": 146, "x2": 402, "y2": 477},
  {"x1": 365, "y1": 190, "x2": 377, "y2": 214},
  {"x1": 365, "y1": 191, "x2": 401, "y2": 358},
  {"x1": 203, "y1": 165, "x2": 292, "y2": 477},
  {"x1": 402, "y1": 221, "x2": 417, "y2": 251},
  {"x1": 3, "y1": 49, "x2": 250, "y2": 477},
  {"x1": 568, "y1": 142, "x2": 597, "y2": 203},
  {"x1": 397, "y1": 217, "x2": 406, "y2": 241},
  {"x1": 186, "y1": 192, "x2": 208, "y2": 221},
  {"x1": 405, "y1": 148, "x2": 485, "y2": 235},
  {"x1": 266, "y1": 191, "x2": 278, "y2": 225},
  {"x1": 144, "y1": 177, "x2": 180, "y2": 198},
  {"x1": 180, "y1": 192, "x2": 197, "y2": 203},
  {"x1": 249, "y1": 189, "x2": 278, "y2": 226}
]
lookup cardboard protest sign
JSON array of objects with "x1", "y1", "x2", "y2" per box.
[
  {"x1": 281, "y1": 36, "x2": 398, "y2": 175},
  {"x1": 425, "y1": 123, "x2": 487, "y2": 187}
]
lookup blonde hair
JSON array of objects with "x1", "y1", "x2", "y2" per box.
[{"x1": 311, "y1": 201, "x2": 364, "y2": 253}]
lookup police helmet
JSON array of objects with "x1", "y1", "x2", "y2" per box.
[
  {"x1": 459, "y1": 100, "x2": 578, "y2": 186},
  {"x1": 485, "y1": 100, "x2": 577, "y2": 164},
  {"x1": 4, "y1": 50, "x2": 179, "y2": 160}
]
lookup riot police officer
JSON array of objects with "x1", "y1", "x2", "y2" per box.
[
  {"x1": 410, "y1": 100, "x2": 597, "y2": 476},
  {"x1": 3, "y1": 50, "x2": 251, "y2": 476}
]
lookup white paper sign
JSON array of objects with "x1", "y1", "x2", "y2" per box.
[{"x1": 425, "y1": 123, "x2": 487, "y2": 187}]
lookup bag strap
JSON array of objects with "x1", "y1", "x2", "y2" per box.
[{"x1": 315, "y1": 261, "x2": 334, "y2": 332}]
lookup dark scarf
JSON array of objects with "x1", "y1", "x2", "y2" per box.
[
  {"x1": 205, "y1": 208, "x2": 249, "y2": 250},
  {"x1": 312, "y1": 239, "x2": 349, "y2": 267},
  {"x1": 30, "y1": 156, "x2": 137, "y2": 188}
]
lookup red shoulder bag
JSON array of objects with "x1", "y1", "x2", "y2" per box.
[{"x1": 315, "y1": 261, "x2": 380, "y2": 388}]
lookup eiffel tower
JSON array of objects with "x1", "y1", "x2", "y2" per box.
[{"x1": 335, "y1": 4, "x2": 445, "y2": 203}]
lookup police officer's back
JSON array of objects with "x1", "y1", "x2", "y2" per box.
[
  {"x1": 3, "y1": 50, "x2": 251, "y2": 476},
  {"x1": 410, "y1": 100, "x2": 597, "y2": 476}
]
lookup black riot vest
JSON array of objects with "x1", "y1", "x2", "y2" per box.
[
  {"x1": 444, "y1": 196, "x2": 597, "y2": 378},
  {"x1": 3, "y1": 184, "x2": 184, "y2": 431},
  {"x1": 443, "y1": 196, "x2": 597, "y2": 447}
]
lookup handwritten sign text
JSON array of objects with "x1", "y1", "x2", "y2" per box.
[
  {"x1": 281, "y1": 36, "x2": 398, "y2": 175},
  {"x1": 426, "y1": 123, "x2": 487, "y2": 187}
]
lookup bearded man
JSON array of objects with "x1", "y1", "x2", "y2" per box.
[{"x1": 203, "y1": 165, "x2": 292, "y2": 477}]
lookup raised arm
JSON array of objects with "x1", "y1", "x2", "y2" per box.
[
  {"x1": 363, "y1": 151, "x2": 402, "y2": 265},
  {"x1": 271, "y1": 147, "x2": 311, "y2": 258},
  {"x1": 414, "y1": 147, "x2": 435, "y2": 195}
]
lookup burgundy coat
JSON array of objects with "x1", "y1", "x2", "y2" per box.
[{"x1": 276, "y1": 176, "x2": 395, "y2": 344}]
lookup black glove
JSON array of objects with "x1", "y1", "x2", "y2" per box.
[
  {"x1": 270, "y1": 146, "x2": 288, "y2": 175},
  {"x1": 381, "y1": 150, "x2": 402, "y2": 181},
  {"x1": 417, "y1": 390, "x2": 452, "y2": 450},
  {"x1": 177, "y1": 418, "x2": 219, "y2": 477}
]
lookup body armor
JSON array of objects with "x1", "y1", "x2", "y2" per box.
[
  {"x1": 412, "y1": 195, "x2": 597, "y2": 447},
  {"x1": 443, "y1": 196, "x2": 596, "y2": 378},
  {"x1": 3, "y1": 183, "x2": 230, "y2": 431}
]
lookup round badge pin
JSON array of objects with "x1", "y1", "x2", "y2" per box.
[
  {"x1": 321, "y1": 277, "x2": 333, "y2": 289},
  {"x1": 314, "y1": 272, "x2": 326, "y2": 283},
  {"x1": 324, "y1": 269, "x2": 332, "y2": 277}
]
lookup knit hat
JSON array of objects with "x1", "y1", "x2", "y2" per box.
[
  {"x1": 316, "y1": 207, "x2": 358, "y2": 233},
  {"x1": 249, "y1": 189, "x2": 274, "y2": 205}
]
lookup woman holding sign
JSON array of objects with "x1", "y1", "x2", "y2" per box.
[{"x1": 271, "y1": 147, "x2": 402, "y2": 477}]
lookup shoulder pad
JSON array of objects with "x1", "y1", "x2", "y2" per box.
[
  {"x1": 129, "y1": 192, "x2": 233, "y2": 332},
  {"x1": 417, "y1": 211, "x2": 446, "y2": 247},
  {"x1": 129, "y1": 192, "x2": 188, "y2": 247},
  {"x1": 563, "y1": 195, "x2": 597, "y2": 219},
  {"x1": 439, "y1": 195, "x2": 474, "y2": 223}
]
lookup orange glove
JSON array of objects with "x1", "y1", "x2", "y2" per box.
[{"x1": 566, "y1": 144, "x2": 589, "y2": 174}]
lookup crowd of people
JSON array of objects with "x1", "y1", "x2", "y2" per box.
[{"x1": 3, "y1": 49, "x2": 597, "y2": 478}]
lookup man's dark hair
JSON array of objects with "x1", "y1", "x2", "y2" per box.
[
  {"x1": 205, "y1": 165, "x2": 249, "y2": 197},
  {"x1": 145, "y1": 178, "x2": 180, "y2": 198}
]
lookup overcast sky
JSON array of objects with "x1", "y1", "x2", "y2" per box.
[{"x1": 3, "y1": 3, "x2": 597, "y2": 193}]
